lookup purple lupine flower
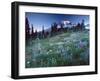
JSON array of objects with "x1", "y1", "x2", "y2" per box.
[
  {"x1": 79, "y1": 40, "x2": 87, "y2": 48},
  {"x1": 79, "y1": 41, "x2": 84, "y2": 48}
]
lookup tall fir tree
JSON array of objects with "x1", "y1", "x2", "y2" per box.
[
  {"x1": 25, "y1": 17, "x2": 30, "y2": 40},
  {"x1": 81, "y1": 19, "x2": 85, "y2": 30},
  {"x1": 31, "y1": 24, "x2": 34, "y2": 38},
  {"x1": 42, "y1": 26, "x2": 45, "y2": 38}
]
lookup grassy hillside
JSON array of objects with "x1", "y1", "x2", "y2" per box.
[{"x1": 25, "y1": 30, "x2": 89, "y2": 68}]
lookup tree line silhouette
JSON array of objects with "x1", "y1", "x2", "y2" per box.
[{"x1": 25, "y1": 17, "x2": 85, "y2": 41}]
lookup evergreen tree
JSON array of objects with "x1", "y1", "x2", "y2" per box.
[
  {"x1": 25, "y1": 17, "x2": 30, "y2": 40},
  {"x1": 53, "y1": 22, "x2": 57, "y2": 33},
  {"x1": 76, "y1": 23, "x2": 81, "y2": 30},
  {"x1": 31, "y1": 24, "x2": 34, "y2": 38},
  {"x1": 81, "y1": 19, "x2": 85, "y2": 30},
  {"x1": 51, "y1": 24, "x2": 54, "y2": 36},
  {"x1": 42, "y1": 26, "x2": 45, "y2": 38},
  {"x1": 34, "y1": 30, "x2": 37, "y2": 38},
  {"x1": 60, "y1": 23, "x2": 64, "y2": 31}
]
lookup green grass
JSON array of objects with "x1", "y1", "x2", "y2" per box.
[{"x1": 25, "y1": 30, "x2": 89, "y2": 68}]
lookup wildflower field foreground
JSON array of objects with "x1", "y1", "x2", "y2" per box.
[{"x1": 25, "y1": 30, "x2": 89, "y2": 68}]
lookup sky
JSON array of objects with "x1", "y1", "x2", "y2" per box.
[{"x1": 25, "y1": 12, "x2": 89, "y2": 32}]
